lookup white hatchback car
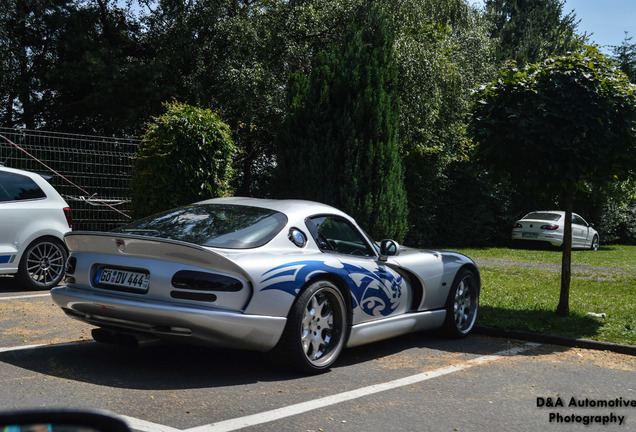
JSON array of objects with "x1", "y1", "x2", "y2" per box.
[
  {"x1": 511, "y1": 211, "x2": 599, "y2": 250},
  {"x1": 0, "y1": 165, "x2": 72, "y2": 289}
]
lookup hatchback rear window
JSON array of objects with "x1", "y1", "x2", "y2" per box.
[
  {"x1": 0, "y1": 172, "x2": 46, "y2": 202},
  {"x1": 114, "y1": 204, "x2": 288, "y2": 249},
  {"x1": 522, "y1": 212, "x2": 561, "y2": 221}
]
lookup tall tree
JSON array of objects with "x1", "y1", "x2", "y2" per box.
[
  {"x1": 47, "y1": 0, "x2": 157, "y2": 135},
  {"x1": 275, "y1": 6, "x2": 408, "y2": 241},
  {"x1": 0, "y1": 0, "x2": 73, "y2": 128},
  {"x1": 381, "y1": 0, "x2": 497, "y2": 246},
  {"x1": 484, "y1": 0, "x2": 585, "y2": 66},
  {"x1": 612, "y1": 32, "x2": 636, "y2": 83},
  {"x1": 471, "y1": 47, "x2": 636, "y2": 315},
  {"x1": 140, "y1": 0, "x2": 353, "y2": 195}
]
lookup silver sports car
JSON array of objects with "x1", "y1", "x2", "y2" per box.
[{"x1": 51, "y1": 197, "x2": 480, "y2": 373}]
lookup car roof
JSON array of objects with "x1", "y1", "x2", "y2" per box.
[
  {"x1": 523, "y1": 211, "x2": 587, "y2": 219},
  {"x1": 0, "y1": 165, "x2": 51, "y2": 181},
  {"x1": 198, "y1": 196, "x2": 351, "y2": 220},
  {"x1": 525, "y1": 211, "x2": 564, "y2": 217},
  {"x1": 0, "y1": 165, "x2": 68, "y2": 204}
]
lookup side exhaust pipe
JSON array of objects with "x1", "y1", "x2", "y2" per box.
[{"x1": 91, "y1": 328, "x2": 161, "y2": 349}]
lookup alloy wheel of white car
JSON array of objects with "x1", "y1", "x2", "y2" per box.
[
  {"x1": 590, "y1": 235, "x2": 599, "y2": 251},
  {"x1": 17, "y1": 237, "x2": 67, "y2": 290}
]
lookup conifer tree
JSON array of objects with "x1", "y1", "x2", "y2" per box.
[{"x1": 275, "y1": 6, "x2": 408, "y2": 242}]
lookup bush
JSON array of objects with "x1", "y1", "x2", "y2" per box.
[
  {"x1": 130, "y1": 101, "x2": 235, "y2": 218},
  {"x1": 596, "y1": 181, "x2": 636, "y2": 245}
]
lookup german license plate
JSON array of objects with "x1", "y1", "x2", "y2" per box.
[
  {"x1": 522, "y1": 233, "x2": 539, "y2": 238},
  {"x1": 95, "y1": 267, "x2": 149, "y2": 292}
]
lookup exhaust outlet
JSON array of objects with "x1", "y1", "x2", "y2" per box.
[
  {"x1": 91, "y1": 328, "x2": 116, "y2": 344},
  {"x1": 114, "y1": 331, "x2": 161, "y2": 349},
  {"x1": 91, "y1": 328, "x2": 161, "y2": 348}
]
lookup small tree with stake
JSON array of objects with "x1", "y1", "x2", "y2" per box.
[{"x1": 471, "y1": 47, "x2": 636, "y2": 316}]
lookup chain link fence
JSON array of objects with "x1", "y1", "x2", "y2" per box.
[{"x1": 0, "y1": 127, "x2": 140, "y2": 231}]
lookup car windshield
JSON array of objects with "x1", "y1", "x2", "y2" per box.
[
  {"x1": 522, "y1": 212, "x2": 561, "y2": 221},
  {"x1": 113, "y1": 204, "x2": 288, "y2": 249}
]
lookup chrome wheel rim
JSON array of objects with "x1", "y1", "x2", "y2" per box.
[
  {"x1": 25, "y1": 241, "x2": 65, "y2": 287},
  {"x1": 454, "y1": 277, "x2": 477, "y2": 333},
  {"x1": 300, "y1": 287, "x2": 345, "y2": 367}
]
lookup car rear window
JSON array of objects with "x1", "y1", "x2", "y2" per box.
[
  {"x1": 114, "y1": 204, "x2": 288, "y2": 249},
  {"x1": 0, "y1": 171, "x2": 47, "y2": 202},
  {"x1": 522, "y1": 212, "x2": 561, "y2": 221}
]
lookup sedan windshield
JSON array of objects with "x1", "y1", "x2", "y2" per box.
[{"x1": 114, "y1": 204, "x2": 288, "y2": 249}]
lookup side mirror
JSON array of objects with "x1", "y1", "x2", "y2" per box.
[{"x1": 379, "y1": 239, "x2": 400, "y2": 261}]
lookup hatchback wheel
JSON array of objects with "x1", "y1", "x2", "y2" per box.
[{"x1": 17, "y1": 237, "x2": 67, "y2": 290}]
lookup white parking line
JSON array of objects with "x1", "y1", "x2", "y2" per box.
[
  {"x1": 0, "y1": 293, "x2": 50, "y2": 300},
  {"x1": 122, "y1": 416, "x2": 182, "y2": 432},
  {"x1": 184, "y1": 343, "x2": 539, "y2": 432},
  {"x1": 0, "y1": 341, "x2": 89, "y2": 353}
]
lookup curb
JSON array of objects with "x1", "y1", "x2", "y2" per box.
[{"x1": 474, "y1": 325, "x2": 636, "y2": 356}]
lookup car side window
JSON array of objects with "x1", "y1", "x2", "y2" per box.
[
  {"x1": 572, "y1": 215, "x2": 586, "y2": 226},
  {"x1": 308, "y1": 216, "x2": 374, "y2": 257},
  {"x1": 0, "y1": 171, "x2": 47, "y2": 202}
]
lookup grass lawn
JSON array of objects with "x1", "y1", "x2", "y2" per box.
[{"x1": 453, "y1": 245, "x2": 636, "y2": 346}]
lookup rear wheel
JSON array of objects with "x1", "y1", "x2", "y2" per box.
[
  {"x1": 443, "y1": 269, "x2": 479, "y2": 338},
  {"x1": 16, "y1": 237, "x2": 67, "y2": 290},
  {"x1": 270, "y1": 280, "x2": 348, "y2": 374}
]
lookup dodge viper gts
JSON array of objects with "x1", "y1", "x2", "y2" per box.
[{"x1": 51, "y1": 197, "x2": 480, "y2": 373}]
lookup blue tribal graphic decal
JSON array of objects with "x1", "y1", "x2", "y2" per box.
[
  {"x1": 260, "y1": 260, "x2": 407, "y2": 317},
  {"x1": 345, "y1": 262, "x2": 405, "y2": 317},
  {"x1": 260, "y1": 260, "x2": 341, "y2": 296}
]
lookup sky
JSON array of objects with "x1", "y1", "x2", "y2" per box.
[
  {"x1": 468, "y1": 0, "x2": 636, "y2": 53},
  {"x1": 563, "y1": 0, "x2": 636, "y2": 52}
]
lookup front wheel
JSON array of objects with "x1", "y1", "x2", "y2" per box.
[
  {"x1": 590, "y1": 235, "x2": 599, "y2": 251},
  {"x1": 16, "y1": 237, "x2": 67, "y2": 290},
  {"x1": 269, "y1": 280, "x2": 348, "y2": 374},
  {"x1": 442, "y1": 269, "x2": 479, "y2": 338}
]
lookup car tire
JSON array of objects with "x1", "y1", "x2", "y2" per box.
[
  {"x1": 590, "y1": 235, "x2": 599, "y2": 251},
  {"x1": 442, "y1": 269, "x2": 479, "y2": 338},
  {"x1": 269, "y1": 280, "x2": 348, "y2": 374},
  {"x1": 16, "y1": 237, "x2": 67, "y2": 290}
]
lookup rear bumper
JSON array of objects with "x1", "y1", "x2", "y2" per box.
[
  {"x1": 511, "y1": 231, "x2": 563, "y2": 247},
  {"x1": 50, "y1": 285, "x2": 287, "y2": 352}
]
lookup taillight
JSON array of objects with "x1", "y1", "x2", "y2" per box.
[
  {"x1": 540, "y1": 224, "x2": 559, "y2": 230},
  {"x1": 63, "y1": 207, "x2": 73, "y2": 228},
  {"x1": 171, "y1": 270, "x2": 243, "y2": 292}
]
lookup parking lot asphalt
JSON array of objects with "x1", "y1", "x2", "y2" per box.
[{"x1": 1, "y1": 278, "x2": 635, "y2": 431}]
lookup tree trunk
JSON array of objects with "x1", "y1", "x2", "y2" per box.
[{"x1": 556, "y1": 179, "x2": 575, "y2": 316}]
